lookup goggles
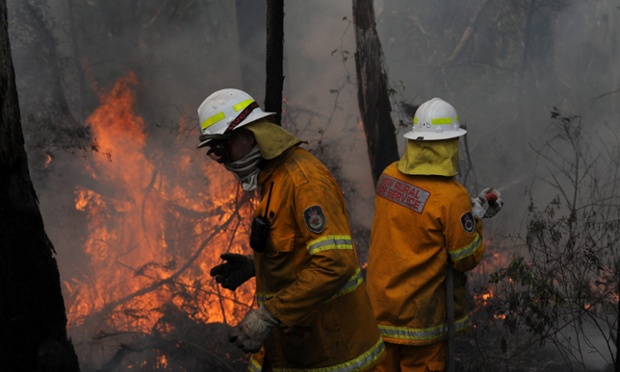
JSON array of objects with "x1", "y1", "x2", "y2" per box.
[{"x1": 205, "y1": 138, "x2": 230, "y2": 163}]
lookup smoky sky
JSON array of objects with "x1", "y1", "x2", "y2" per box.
[
  {"x1": 7, "y1": 0, "x2": 620, "y2": 370},
  {"x1": 9, "y1": 0, "x2": 619, "y2": 232}
]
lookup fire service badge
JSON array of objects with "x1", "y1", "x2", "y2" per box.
[
  {"x1": 303, "y1": 205, "x2": 326, "y2": 234},
  {"x1": 460, "y1": 211, "x2": 475, "y2": 234}
]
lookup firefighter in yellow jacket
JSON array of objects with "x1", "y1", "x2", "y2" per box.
[
  {"x1": 366, "y1": 98, "x2": 503, "y2": 371},
  {"x1": 196, "y1": 88, "x2": 385, "y2": 371}
]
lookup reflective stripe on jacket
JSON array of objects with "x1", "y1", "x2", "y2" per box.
[
  {"x1": 252, "y1": 147, "x2": 385, "y2": 371},
  {"x1": 366, "y1": 162, "x2": 485, "y2": 346}
]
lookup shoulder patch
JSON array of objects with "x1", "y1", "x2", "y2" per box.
[
  {"x1": 461, "y1": 212, "x2": 475, "y2": 234},
  {"x1": 303, "y1": 205, "x2": 326, "y2": 234}
]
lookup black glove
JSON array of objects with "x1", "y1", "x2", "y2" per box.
[{"x1": 210, "y1": 253, "x2": 255, "y2": 290}]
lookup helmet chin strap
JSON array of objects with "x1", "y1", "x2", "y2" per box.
[{"x1": 224, "y1": 145, "x2": 263, "y2": 191}]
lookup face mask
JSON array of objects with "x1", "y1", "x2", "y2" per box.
[{"x1": 224, "y1": 145, "x2": 263, "y2": 191}]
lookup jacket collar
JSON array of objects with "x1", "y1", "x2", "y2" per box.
[{"x1": 257, "y1": 146, "x2": 299, "y2": 185}]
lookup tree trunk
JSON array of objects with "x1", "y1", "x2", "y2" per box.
[
  {"x1": 264, "y1": 0, "x2": 284, "y2": 125},
  {"x1": 353, "y1": 0, "x2": 399, "y2": 184},
  {"x1": 0, "y1": 1, "x2": 80, "y2": 371},
  {"x1": 616, "y1": 258, "x2": 620, "y2": 372}
]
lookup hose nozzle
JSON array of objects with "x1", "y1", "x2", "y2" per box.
[{"x1": 484, "y1": 189, "x2": 500, "y2": 206}]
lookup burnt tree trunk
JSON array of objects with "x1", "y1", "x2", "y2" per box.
[
  {"x1": 264, "y1": 0, "x2": 284, "y2": 125},
  {"x1": 353, "y1": 0, "x2": 399, "y2": 184},
  {"x1": 616, "y1": 259, "x2": 620, "y2": 372},
  {"x1": 0, "y1": 2, "x2": 80, "y2": 371}
]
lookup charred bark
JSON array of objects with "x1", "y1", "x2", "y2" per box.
[
  {"x1": 0, "y1": 1, "x2": 80, "y2": 371},
  {"x1": 264, "y1": 0, "x2": 284, "y2": 126},
  {"x1": 617, "y1": 266, "x2": 620, "y2": 372},
  {"x1": 11, "y1": 0, "x2": 94, "y2": 174},
  {"x1": 353, "y1": 0, "x2": 399, "y2": 184}
]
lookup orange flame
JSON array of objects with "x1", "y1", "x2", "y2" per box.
[
  {"x1": 44, "y1": 153, "x2": 53, "y2": 168},
  {"x1": 65, "y1": 73, "x2": 256, "y2": 342},
  {"x1": 471, "y1": 239, "x2": 512, "y2": 320}
]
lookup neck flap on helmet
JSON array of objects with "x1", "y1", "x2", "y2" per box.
[
  {"x1": 397, "y1": 138, "x2": 459, "y2": 177},
  {"x1": 244, "y1": 119, "x2": 302, "y2": 160}
]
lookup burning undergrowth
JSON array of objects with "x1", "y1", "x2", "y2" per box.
[
  {"x1": 61, "y1": 73, "x2": 255, "y2": 371},
  {"x1": 52, "y1": 74, "x2": 619, "y2": 371}
]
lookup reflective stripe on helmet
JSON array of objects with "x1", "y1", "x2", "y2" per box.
[
  {"x1": 233, "y1": 99, "x2": 254, "y2": 112},
  {"x1": 413, "y1": 117, "x2": 458, "y2": 125},
  {"x1": 224, "y1": 101, "x2": 259, "y2": 134},
  {"x1": 201, "y1": 112, "x2": 225, "y2": 130},
  {"x1": 405, "y1": 98, "x2": 466, "y2": 140},
  {"x1": 431, "y1": 117, "x2": 457, "y2": 125},
  {"x1": 197, "y1": 89, "x2": 276, "y2": 148},
  {"x1": 199, "y1": 99, "x2": 255, "y2": 131}
]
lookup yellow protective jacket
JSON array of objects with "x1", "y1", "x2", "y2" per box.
[
  {"x1": 366, "y1": 162, "x2": 485, "y2": 346},
  {"x1": 250, "y1": 147, "x2": 385, "y2": 371}
]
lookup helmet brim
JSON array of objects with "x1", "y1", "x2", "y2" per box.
[
  {"x1": 196, "y1": 138, "x2": 214, "y2": 149},
  {"x1": 233, "y1": 110, "x2": 276, "y2": 132},
  {"x1": 196, "y1": 111, "x2": 276, "y2": 149},
  {"x1": 196, "y1": 134, "x2": 229, "y2": 149},
  {"x1": 403, "y1": 128, "x2": 467, "y2": 141}
]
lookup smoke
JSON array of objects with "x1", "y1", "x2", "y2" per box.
[{"x1": 6, "y1": 0, "x2": 620, "y2": 370}]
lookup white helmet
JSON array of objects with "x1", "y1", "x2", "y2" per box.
[
  {"x1": 197, "y1": 88, "x2": 275, "y2": 148},
  {"x1": 403, "y1": 97, "x2": 467, "y2": 141}
]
